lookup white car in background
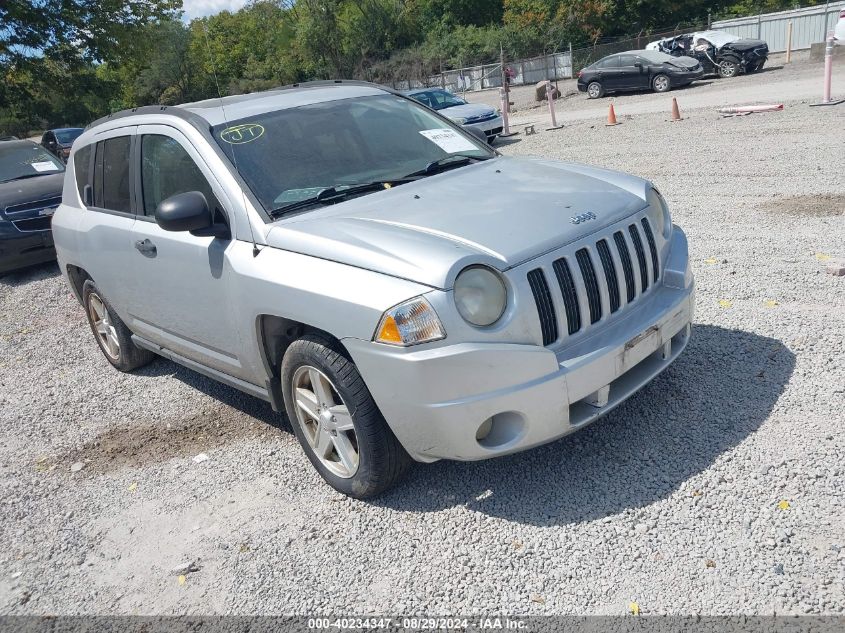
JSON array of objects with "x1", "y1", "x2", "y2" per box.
[
  {"x1": 404, "y1": 88, "x2": 503, "y2": 143},
  {"x1": 835, "y1": 9, "x2": 845, "y2": 44}
]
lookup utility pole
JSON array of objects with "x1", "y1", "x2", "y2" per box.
[{"x1": 500, "y1": 43, "x2": 506, "y2": 91}]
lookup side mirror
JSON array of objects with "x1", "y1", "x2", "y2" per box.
[
  {"x1": 155, "y1": 191, "x2": 212, "y2": 232},
  {"x1": 464, "y1": 126, "x2": 489, "y2": 145},
  {"x1": 634, "y1": 61, "x2": 644, "y2": 69}
]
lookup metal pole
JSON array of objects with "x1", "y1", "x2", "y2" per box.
[
  {"x1": 757, "y1": 12, "x2": 762, "y2": 41},
  {"x1": 823, "y1": 34, "x2": 833, "y2": 103},
  {"x1": 785, "y1": 22, "x2": 793, "y2": 64},
  {"x1": 569, "y1": 42, "x2": 573, "y2": 78},
  {"x1": 811, "y1": 33, "x2": 844, "y2": 106},
  {"x1": 545, "y1": 80, "x2": 563, "y2": 130},
  {"x1": 499, "y1": 87, "x2": 518, "y2": 137},
  {"x1": 500, "y1": 43, "x2": 505, "y2": 91}
]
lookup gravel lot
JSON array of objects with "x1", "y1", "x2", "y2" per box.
[{"x1": 1, "y1": 60, "x2": 844, "y2": 617}]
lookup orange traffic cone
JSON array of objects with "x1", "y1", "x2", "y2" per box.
[
  {"x1": 670, "y1": 97, "x2": 682, "y2": 121},
  {"x1": 606, "y1": 103, "x2": 619, "y2": 126}
]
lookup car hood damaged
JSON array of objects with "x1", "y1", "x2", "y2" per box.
[
  {"x1": 265, "y1": 157, "x2": 649, "y2": 289},
  {"x1": 724, "y1": 38, "x2": 768, "y2": 52}
]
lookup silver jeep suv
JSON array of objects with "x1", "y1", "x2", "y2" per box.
[{"x1": 53, "y1": 81, "x2": 694, "y2": 498}]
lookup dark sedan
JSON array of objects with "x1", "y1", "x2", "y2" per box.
[
  {"x1": 40, "y1": 127, "x2": 84, "y2": 163},
  {"x1": 0, "y1": 140, "x2": 65, "y2": 275},
  {"x1": 577, "y1": 50, "x2": 704, "y2": 98}
]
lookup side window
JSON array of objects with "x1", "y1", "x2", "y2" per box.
[
  {"x1": 73, "y1": 144, "x2": 92, "y2": 204},
  {"x1": 92, "y1": 136, "x2": 131, "y2": 213},
  {"x1": 597, "y1": 57, "x2": 618, "y2": 69},
  {"x1": 140, "y1": 134, "x2": 223, "y2": 220},
  {"x1": 618, "y1": 55, "x2": 637, "y2": 67}
]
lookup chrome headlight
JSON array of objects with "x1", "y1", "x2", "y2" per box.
[
  {"x1": 454, "y1": 266, "x2": 507, "y2": 327},
  {"x1": 646, "y1": 188, "x2": 672, "y2": 238},
  {"x1": 375, "y1": 297, "x2": 445, "y2": 347}
]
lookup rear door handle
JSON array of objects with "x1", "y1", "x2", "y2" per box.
[{"x1": 134, "y1": 239, "x2": 157, "y2": 256}]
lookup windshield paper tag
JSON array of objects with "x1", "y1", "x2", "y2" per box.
[
  {"x1": 419, "y1": 129, "x2": 477, "y2": 153},
  {"x1": 31, "y1": 161, "x2": 59, "y2": 172}
]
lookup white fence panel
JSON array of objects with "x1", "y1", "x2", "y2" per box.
[{"x1": 713, "y1": 2, "x2": 845, "y2": 52}]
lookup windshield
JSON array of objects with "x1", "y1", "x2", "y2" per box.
[
  {"x1": 212, "y1": 94, "x2": 493, "y2": 211},
  {"x1": 55, "y1": 129, "x2": 83, "y2": 144},
  {"x1": 410, "y1": 90, "x2": 467, "y2": 110},
  {"x1": 0, "y1": 143, "x2": 65, "y2": 183}
]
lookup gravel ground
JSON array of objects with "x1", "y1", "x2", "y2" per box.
[{"x1": 1, "y1": 66, "x2": 844, "y2": 617}]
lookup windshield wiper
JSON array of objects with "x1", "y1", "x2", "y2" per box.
[
  {"x1": 0, "y1": 173, "x2": 49, "y2": 184},
  {"x1": 403, "y1": 154, "x2": 490, "y2": 179},
  {"x1": 270, "y1": 180, "x2": 410, "y2": 217}
]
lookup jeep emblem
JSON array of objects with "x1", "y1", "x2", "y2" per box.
[{"x1": 570, "y1": 211, "x2": 597, "y2": 225}]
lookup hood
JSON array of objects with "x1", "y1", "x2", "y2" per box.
[
  {"x1": 666, "y1": 55, "x2": 700, "y2": 68},
  {"x1": 265, "y1": 157, "x2": 649, "y2": 289},
  {"x1": 438, "y1": 102, "x2": 496, "y2": 121},
  {"x1": 692, "y1": 30, "x2": 739, "y2": 49},
  {"x1": 724, "y1": 38, "x2": 767, "y2": 51},
  {"x1": 0, "y1": 173, "x2": 64, "y2": 217}
]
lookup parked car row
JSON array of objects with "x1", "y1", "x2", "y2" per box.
[
  {"x1": 647, "y1": 30, "x2": 769, "y2": 78},
  {"x1": 577, "y1": 29, "x2": 769, "y2": 98}
]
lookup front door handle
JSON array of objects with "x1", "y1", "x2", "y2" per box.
[{"x1": 134, "y1": 239, "x2": 157, "y2": 256}]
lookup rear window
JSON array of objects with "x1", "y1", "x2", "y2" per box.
[
  {"x1": 55, "y1": 129, "x2": 83, "y2": 145},
  {"x1": 74, "y1": 144, "x2": 92, "y2": 204},
  {"x1": 93, "y1": 136, "x2": 131, "y2": 213}
]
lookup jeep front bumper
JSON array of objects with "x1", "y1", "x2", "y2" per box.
[{"x1": 345, "y1": 230, "x2": 694, "y2": 463}]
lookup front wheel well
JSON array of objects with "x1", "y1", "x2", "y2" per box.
[{"x1": 258, "y1": 315, "x2": 350, "y2": 378}]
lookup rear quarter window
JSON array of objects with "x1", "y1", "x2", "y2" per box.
[{"x1": 73, "y1": 144, "x2": 92, "y2": 205}]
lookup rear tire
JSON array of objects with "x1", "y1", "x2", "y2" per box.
[
  {"x1": 281, "y1": 334, "x2": 411, "y2": 498},
  {"x1": 82, "y1": 280, "x2": 155, "y2": 372},
  {"x1": 587, "y1": 81, "x2": 604, "y2": 99},
  {"x1": 652, "y1": 74, "x2": 671, "y2": 93}
]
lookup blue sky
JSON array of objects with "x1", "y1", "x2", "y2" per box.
[{"x1": 182, "y1": 0, "x2": 250, "y2": 19}]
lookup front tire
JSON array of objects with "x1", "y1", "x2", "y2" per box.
[
  {"x1": 652, "y1": 74, "x2": 671, "y2": 93},
  {"x1": 281, "y1": 334, "x2": 411, "y2": 498},
  {"x1": 82, "y1": 280, "x2": 155, "y2": 372},
  {"x1": 718, "y1": 58, "x2": 739, "y2": 78},
  {"x1": 587, "y1": 81, "x2": 604, "y2": 99}
]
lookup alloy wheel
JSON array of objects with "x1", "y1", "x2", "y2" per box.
[
  {"x1": 88, "y1": 293, "x2": 120, "y2": 360},
  {"x1": 719, "y1": 61, "x2": 737, "y2": 77},
  {"x1": 291, "y1": 365, "x2": 359, "y2": 478},
  {"x1": 654, "y1": 75, "x2": 669, "y2": 91}
]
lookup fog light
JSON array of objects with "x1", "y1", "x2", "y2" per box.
[{"x1": 476, "y1": 418, "x2": 493, "y2": 441}]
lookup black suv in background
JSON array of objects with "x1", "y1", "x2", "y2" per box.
[
  {"x1": 41, "y1": 128, "x2": 84, "y2": 163},
  {"x1": 0, "y1": 140, "x2": 64, "y2": 274}
]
